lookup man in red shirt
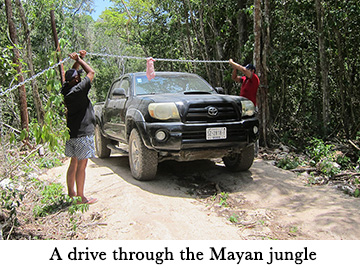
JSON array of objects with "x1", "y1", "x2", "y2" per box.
[
  {"x1": 230, "y1": 59, "x2": 260, "y2": 156},
  {"x1": 229, "y1": 59, "x2": 259, "y2": 106}
]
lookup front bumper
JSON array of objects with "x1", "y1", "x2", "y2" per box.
[{"x1": 138, "y1": 117, "x2": 259, "y2": 153}]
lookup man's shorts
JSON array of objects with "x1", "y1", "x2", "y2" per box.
[{"x1": 65, "y1": 135, "x2": 95, "y2": 160}]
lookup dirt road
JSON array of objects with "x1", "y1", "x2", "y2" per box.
[{"x1": 46, "y1": 154, "x2": 360, "y2": 240}]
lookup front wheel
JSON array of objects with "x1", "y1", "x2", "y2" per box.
[
  {"x1": 223, "y1": 144, "x2": 255, "y2": 172},
  {"x1": 94, "y1": 124, "x2": 111, "y2": 158},
  {"x1": 129, "y1": 129, "x2": 158, "y2": 181}
]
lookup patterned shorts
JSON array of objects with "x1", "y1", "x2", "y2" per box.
[{"x1": 65, "y1": 135, "x2": 95, "y2": 160}]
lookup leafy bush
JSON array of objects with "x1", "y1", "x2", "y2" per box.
[
  {"x1": 0, "y1": 179, "x2": 24, "y2": 230},
  {"x1": 37, "y1": 157, "x2": 63, "y2": 169},
  {"x1": 276, "y1": 156, "x2": 299, "y2": 170},
  {"x1": 33, "y1": 182, "x2": 88, "y2": 218},
  {"x1": 306, "y1": 138, "x2": 356, "y2": 176},
  {"x1": 306, "y1": 139, "x2": 338, "y2": 177},
  {"x1": 335, "y1": 155, "x2": 352, "y2": 170},
  {"x1": 306, "y1": 138, "x2": 335, "y2": 165},
  {"x1": 30, "y1": 95, "x2": 69, "y2": 153},
  {"x1": 316, "y1": 158, "x2": 341, "y2": 177}
]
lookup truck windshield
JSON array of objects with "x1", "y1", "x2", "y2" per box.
[{"x1": 134, "y1": 74, "x2": 215, "y2": 95}]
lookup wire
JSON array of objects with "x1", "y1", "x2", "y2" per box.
[
  {"x1": 0, "y1": 57, "x2": 70, "y2": 97},
  {"x1": 0, "y1": 53, "x2": 229, "y2": 96}
]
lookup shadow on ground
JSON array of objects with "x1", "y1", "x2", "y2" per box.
[{"x1": 90, "y1": 154, "x2": 255, "y2": 199}]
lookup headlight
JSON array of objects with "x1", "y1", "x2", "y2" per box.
[
  {"x1": 148, "y1": 103, "x2": 180, "y2": 120},
  {"x1": 241, "y1": 100, "x2": 255, "y2": 117}
]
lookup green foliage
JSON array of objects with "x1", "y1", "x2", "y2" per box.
[
  {"x1": 37, "y1": 157, "x2": 63, "y2": 169},
  {"x1": 229, "y1": 214, "x2": 239, "y2": 223},
  {"x1": 307, "y1": 138, "x2": 338, "y2": 177},
  {"x1": 317, "y1": 159, "x2": 341, "y2": 177},
  {"x1": 30, "y1": 109, "x2": 69, "y2": 153},
  {"x1": 270, "y1": 0, "x2": 360, "y2": 142},
  {"x1": 219, "y1": 192, "x2": 229, "y2": 207},
  {"x1": 29, "y1": 53, "x2": 69, "y2": 152},
  {"x1": 0, "y1": 46, "x2": 18, "y2": 86},
  {"x1": 1, "y1": 0, "x2": 93, "y2": 239},
  {"x1": 336, "y1": 155, "x2": 352, "y2": 170},
  {"x1": 0, "y1": 147, "x2": 90, "y2": 239},
  {"x1": 33, "y1": 182, "x2": 88, "y2": 218},
  {"x1": 0, "y1": 179, "x2": 24, "y2": 228},
  {"x1": 307, "y1": 138, "x2": 335, "y2": 165},
  {"x1": 306, "y1": 138, "x2": 352, "y2": 177},
  {"x1": 276, "y1": 156, "x2": 300, "y2": 170}
]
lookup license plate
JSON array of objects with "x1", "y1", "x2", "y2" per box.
[{"x1": 206, "y1": 127, "x2": 227, "y2": 140}]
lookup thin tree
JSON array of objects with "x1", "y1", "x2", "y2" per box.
[
  {"x1": 315, "y1": 0, "x2": 330, "y2": 135},
  {"x1": 5, "y1": 0, "x2": 29, "y2": 137},
  {"x1": 15, "y1": 0, "x2": 45, "y2": 126},
  {"x1": 254, "y1": 0, "x2": 269, "y2": 147},
  {"x1": 50, "y1": 10, "x2": 65, "y2": 84}
]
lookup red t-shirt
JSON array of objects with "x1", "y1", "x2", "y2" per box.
[{"x1": 240, "y1": 73, "x2": 259, "y2": 106}]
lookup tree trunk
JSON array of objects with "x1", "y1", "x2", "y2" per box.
[
  {"x1": 15, "y1": 0, "x2": 45, "y2": 126},
  {"x1": 253, "y1": 0, "x2": 261, "y2": 69},
  {"x1": 254, "y1": 0, "x2": 269, "y2": 147},
  {"x1": 185, "y1": 0, "x2": 211, "y2": 81},
  {"x1": 334, "y1": 28, "x2": 348, "y2": 137},
  {"x1": 5, "y1": 0, "x2": 29, "y2": 135},
  {"x1": 262, "y1": 0, "x2": 270, "y2": 144},
  {"x1": 198, "y1": 2, "x2": 212, "y2": 83},
  {"x1": 50, "y1": 10, "x2": 65, "y2": 84},
  {"x1": 182, "y1": 4, "x2": 194, "y2": 71},
  {"x1": 208, "y1": 0, "x2": 224, "y2": 87},
  {"x1": 237, "y1": 0, "x2": 247, "y2": 58},
  {"x1": 315, "y1": 0, "x2": 329, "y2": 135}
]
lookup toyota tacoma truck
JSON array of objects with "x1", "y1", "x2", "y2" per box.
[{"x1": 94, "y1": 72, "x2": 259, "y2": 180}]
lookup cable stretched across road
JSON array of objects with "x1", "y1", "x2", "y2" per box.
[{"x1": 0, "y1": 53, "x2": 229, "y2": 97}]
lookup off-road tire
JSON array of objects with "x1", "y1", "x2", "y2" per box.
[
  {"x1": 223, "y1": 144, "x2": 255, "y2": 171},
  {"x1": 129, "y1": 129, "x2": 158, "y2": 181},
  {"x1": 94, "y1": 124, "x2": 111, "y2": 158}
]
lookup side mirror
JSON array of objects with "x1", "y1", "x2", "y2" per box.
[
  {"x1": 113, "y1": 88, "x2": 126, "y2": 96},
  {"x1": 215, "y1": 87, "x2": 226, "y2": 94}
]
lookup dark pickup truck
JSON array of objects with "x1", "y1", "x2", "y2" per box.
[{"x1": 94, "y1": 72, "x2": 259, "y2": 180}]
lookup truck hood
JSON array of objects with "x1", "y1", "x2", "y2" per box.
[
  {"x1": 142, "y1": 92, "x2": 245, "y2": 105},
  {"x1": 137, "y1": 93, "x2": 248, "y2": 121}
]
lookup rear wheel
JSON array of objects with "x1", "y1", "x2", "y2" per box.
[
  {"x1": 129, "y1": 129, "x2": 158, "y2": 181},
  {"x1": 94, "y1": 124, "x2": 111, "y2": 158},
  {"x1": 223, "y1": 144, "x2": 255, "y2": 171}
]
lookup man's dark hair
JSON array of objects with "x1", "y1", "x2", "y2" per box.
[
  {"x1": 65, "y1": 69, "x2": 83, "y2": 82},
  {"x1": 245, "y1": 64, "x2": 256, "y2": 73}
]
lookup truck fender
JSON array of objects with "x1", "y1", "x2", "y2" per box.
[
  {"x1": 125, "y1": 108, "x2": 153, "y2": 149},
  {"x1": 94, "y1": 103, "x2": 105, "y2": 126}
]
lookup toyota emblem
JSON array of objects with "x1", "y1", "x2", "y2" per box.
[{"x1": 208, "y1": 106, "x2": 219, "y2": 117}]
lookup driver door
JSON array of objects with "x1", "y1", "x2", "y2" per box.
[{"x1": 103, "y1": 77, "x2": 130, "y2": 141}]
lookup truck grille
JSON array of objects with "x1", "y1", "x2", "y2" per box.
[
  {"x1": 185, "y1": 103, "x2": 240, "y2": 123},
  {"x1": 182, "y1": 127, "x2": 247, "y2": 144}
]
